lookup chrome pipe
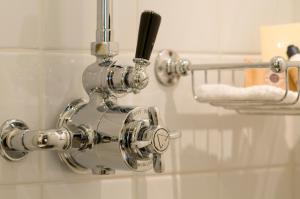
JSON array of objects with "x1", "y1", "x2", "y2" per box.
[
  {"x1": 96, "y1": 0, "x2": 113, "y2": 43},
  {"x1": 6, "y1": 127, "x2": 72, "y2": 152},
  {"x1": 92, "y1": 0, "x2": 117, "y2": 58},
  {"x1": 189, "y1": 61, "x2": 300, "y2": 71},
  {"x1": 189, "y1": 62, "x2": 271, "y2": 71}
]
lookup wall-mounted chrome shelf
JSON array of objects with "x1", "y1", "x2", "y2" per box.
[{"x1": 155, "y1": 49, "x2": 300, "y2": 115}]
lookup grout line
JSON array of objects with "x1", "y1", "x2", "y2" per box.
[
  {"x1": 175, "y1": 50, "x2": 260, "y2": 56},
  {"x1": 39, "y1": 49, "x2": 260, "y2": 57},
  {"x1": 290, "y1": 161, "x2": 296, "y2": 199},
  {"x1": 41, "y1": 49, "x2": 91, "y2": 54},
  {"x1": 289, "y1": 132, "x2": 296, "y2": 199},
  {"x1": 0, "y1": 175, "x2": 134, "y2": 186},
  {"x1": 0, "y1": 48, "x2": 260, "y2": 57},
  {"x1": 38, "y1": 0, "x2": 44, "y2": 52},
  {"x1": 0, "y1": 49, "x2": 41, "y2": 53},
  {"x1": 132, "y1": 176, "x2": 138, "y2": 199},
  {"x1": 37, "y1": 0, "x2": 45, "y2": 183},
  {"x1": 216, "y1": 0, "x2": 222, "y2": 56},
  {"x1": 40, "y1": 184, "x2": 44, "y2": 199},
  {"x1": 0, "y1": 164, "x2": 290, "y2": 187},
  {"x1": 218, "y1": 125, "x2": 223, "y2": 199},
  {"x1": 0, "y1": 48, "x2": 131, "y2": 55},
  {"x1": 36, "y1": 0, "x2": 45, "y2": 182}
]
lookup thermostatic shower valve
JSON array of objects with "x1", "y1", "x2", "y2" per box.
[{"x1": 0, "y1": 0, "x2": 180, "y2": 175}]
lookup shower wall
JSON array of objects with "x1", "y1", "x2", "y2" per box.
[{"x1": 0, "y1": 0, "x2": 299, "y2": 198}]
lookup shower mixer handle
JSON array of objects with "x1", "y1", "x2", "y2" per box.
[
  {"x1": 129, "y1": 107, "x2": 180, "y2": 173},
  {"x1": 135, "y1": 11, "x2": 161, "y2": 62},
  {"x1": 125, "y1": 11, "x2": 161, "y2": 94}
]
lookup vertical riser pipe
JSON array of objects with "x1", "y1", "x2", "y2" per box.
[{"x1": 96, "y1": 0, "x2": 113, "y2": 43}]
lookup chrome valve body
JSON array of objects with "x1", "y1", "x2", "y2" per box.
[{"x1": 57, "y1": 97, "x2": 176, "y2": 174}]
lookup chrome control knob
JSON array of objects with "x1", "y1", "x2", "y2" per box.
[
  {"x1": 142, "y1": 127, "x2": 169, "y2": 173},
  {"x1": 128, "y1": 107, "x2": 180, "y2": 173},
  {"x1": 139, "y1": 127, "x2": 180, "y2": 173},
  {"x1": 141, "y1": 127, "x2": 170, "y2": 154}
]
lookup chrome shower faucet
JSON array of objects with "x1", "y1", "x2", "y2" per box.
[{"x1": 0, "y1": 0, "x2": 180, "y2": 175}]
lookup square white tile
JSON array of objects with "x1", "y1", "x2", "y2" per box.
[
  {"x1": 0, "y1": 184, "x2": 41, "y2": 199},
  {"x1": 292, "y1": 116, "x2": 300, "y2": 166},
  {"x1": 113, "y1": 0, "x2": 138, "y2": 51},
  {"x1": 42, "y1": 0, "x2": 137, "y2": 50},
  {"x1": 295, "y1": 1, "x2": 300, "y2": 21},
  {"x1": 220, "y1": 115, "x2": 291, "y2": 168},
  {"x1": 177, "y1": 173, "x2": 219, "y2": 199},
  {"x1": 138, "y1": 0, "x2": 220, "y2": 53},
  {"x1": 42, "y1": 0, "x2": 96, "y2": 50},
  {"x1": 0, "y1": 0, "x2": 40, "y2": 48},
  {"x1": 0, "y1": 52, "x2": 41, "y2": 184},
  {"x1": 40, "y1": 53, "x2": 92, "y2": 129},
  {"x1": 0, "y1": 52, "x2": 41, "y2": 128},
  {"x1": 219, "y1": 0, "x2": 276, "y2": 53},
  {"x1": 173, "y1": 129, "x2": 221, "y2": 173},
  {"x1": 43, "y1": 181, "x2": 100, "y2": 199},
  {"x1": 135, "y1": 175, "x2": 177, "y2": 199},
  {"x1": 276, "y1": 0, "x2": 295, "y2": 24},
  {"x1": 220, "y1": 168, "x2": 292, "y2": 199},
  {"x1": 100, "y1": 178, "x2": 133, "y2": 199},
  {"x1": 294, "y1": 167, "x2": 300, "y2": 198}
]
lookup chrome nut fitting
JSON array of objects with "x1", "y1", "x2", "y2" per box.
[{"x1": 91, "y1": 42, "x2": 119, "y2": 58}]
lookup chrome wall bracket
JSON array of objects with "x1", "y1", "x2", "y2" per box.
[
  {"x1": 0, "y1": 120, "x2": 29, "y2": 161},
  {"x1": 155, "y1": 49, "x2": 191, "y2": 86}
]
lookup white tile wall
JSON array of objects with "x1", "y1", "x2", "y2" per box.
[
  {"x1": 294, "y1": 0, "x2": 300, "y2": 21},
  {"x1": 294, "y1": 167, "x2": 300, "y2": 198},
  {"x1": 219, "y1": 0, "x2": 296, "y2": 53},
  {"x1": 177, "y1": 173, "x2": 219, "y2": 199},
  {"x1": 0, "y1": 53, "x2": 41, "y2": 184},
  {"x1": 220, "y1": 115, "x2": 291, "y2": 168},
  {"x1": 0, "y1": 0, "x2": 299, "y2": 199},
  {"x1": 0, "y1": 184, "x2": 42, "y2": 199},
  {"x1": 43, "y1": 181, "x2": 100, "y2": 199},
  {"x1": 136, "y1": 175, "x2": 177, "y2": 199},
  {"x1": 42, "y1": 0, "x2": 97, "y2": 50},
  {"x1": 138, "y1": 0, "x2": 220, "y2": 53},
  {"x1": 0, "y1": 0, "x2": 40, "y2": 48},
  {"x1": 220, "y1": 168, "x2": 293, "y2": 199}
]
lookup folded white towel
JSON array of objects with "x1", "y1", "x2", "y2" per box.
[{"x1": 196, "y1": 84, "x2": 298, "y2": 103}]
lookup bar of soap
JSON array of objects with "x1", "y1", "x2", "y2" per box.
[
  {"x1": 245, "y1": 23, "x2": 300, "y2": 91},
  {"x1": 261, "y1": 23, "x2": 300, "y2": 61}
]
